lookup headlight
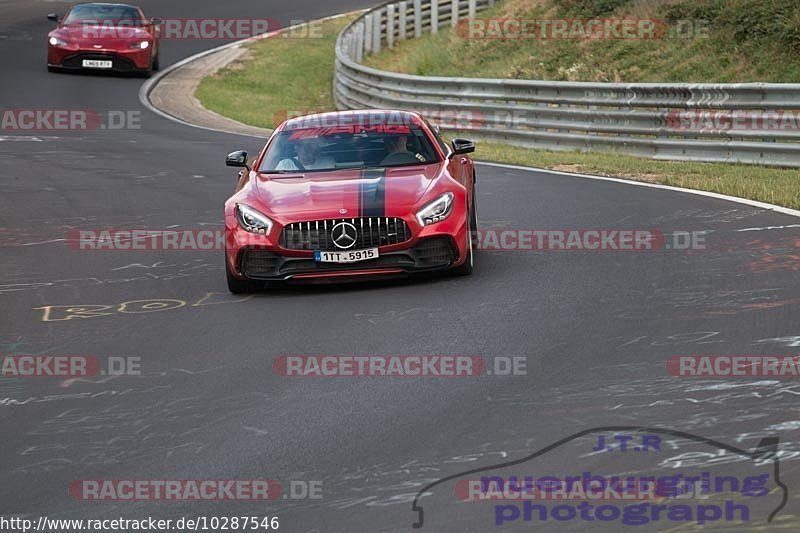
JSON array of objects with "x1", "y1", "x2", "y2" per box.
[
  {"x1": 236, "y1": 204, "x2": 273, "y2": 234},
  {"x1": 49, "y1": 36, "x2": 68, "y2": 46},
  {"x1": 129, "y1": 40, "x2": 149, "y2": 49},
  {"x1": 416, "y1": 192, "x2": 454, "y2": 226}
]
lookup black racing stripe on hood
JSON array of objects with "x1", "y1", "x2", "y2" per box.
[{"x1": 359, "y1": 167, "x2": 386, "y2": 218}]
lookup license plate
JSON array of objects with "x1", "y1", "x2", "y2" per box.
[
  {"x1": 82, "y1": 59, "x2": 112, "y2": 69},
  {"x1": 314, "y1": 248, "x2": 379, "y2": 263}
]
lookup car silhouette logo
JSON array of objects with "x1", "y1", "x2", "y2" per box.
[{"x1": 331, "y1": 222, "x2": 358, "y2": 249}]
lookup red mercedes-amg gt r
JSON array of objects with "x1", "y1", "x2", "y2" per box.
[
  {"x1": 47, "y1": 3, "x2": 161, "y2": 75},
  {"x1": 223, "y1": 110, "x2": 477, "y2": 293}
]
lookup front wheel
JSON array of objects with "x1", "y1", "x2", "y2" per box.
[
  {"x1": 226, "y1": 255, "x2": 258, "y2": 293},
  {"x1": 452, "y1": 192, "x2": 476, "y2": 277}
]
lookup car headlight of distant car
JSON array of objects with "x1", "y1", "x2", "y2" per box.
[
  {"x1": 129, "y1": 40, "x2": 150, "y2": 49},
  {"x1": 49, "y1": 36, "x2": 68, "y2": 47},
  {"x1": 236, "y1": 204, "x2": 273, "y2": 234},
  {"x1": 416, "y1": 192, "x2": 454, "y2": 226}
]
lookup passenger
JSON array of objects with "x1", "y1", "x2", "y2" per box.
[{"x1": 276, "y1": 136, "x2": 335, "y2": 171}]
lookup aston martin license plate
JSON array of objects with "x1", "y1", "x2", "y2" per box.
[
  {"x1": 314, "y1": 248, "x2": 379, "y2": 263},
  {"x1": 82, "y1": 59, "x2": 112, "y2": 69}
]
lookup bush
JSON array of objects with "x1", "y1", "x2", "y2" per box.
[
  {"x1": 553, "y1": 0, "x2": 632, "y2": 17},
  {"x1": 662, "y1": 0, "x2": 800, "y2": 51}
]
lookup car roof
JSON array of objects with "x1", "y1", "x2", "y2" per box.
[{"x1": 71, "y1": 3, "x2": 140, "y2": 9}]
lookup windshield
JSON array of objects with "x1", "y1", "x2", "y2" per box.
[
  {"x1": 64, "y1": 4, "x2": 143, "y2": 25},
  {"x1": 258, "y1": 123, "x2": 440, "y2": 173}
]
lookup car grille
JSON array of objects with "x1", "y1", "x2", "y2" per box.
[
  {"x1": 62, "y1": 53, "x2": 136, "y2": 71},
  {"x1": 239, "y1": 237, "x2": 455, "y2": 279},
  {"x1": 280, "y1": 217, "x2": 411, "y2": 251}
]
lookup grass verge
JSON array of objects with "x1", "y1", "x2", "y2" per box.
[
  {"x1": 195, "y1": 15, "x2": 357, "y2": 130},
  {"x1": 476, "y1": 141, "x2": 800, "y2": 209}
]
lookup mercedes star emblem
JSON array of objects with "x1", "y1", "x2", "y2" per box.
[{"x1": 331, "y1": 221, "x2": 358, "y2": 249}]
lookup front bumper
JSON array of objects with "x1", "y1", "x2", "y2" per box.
[
  {"x1": 48, "y1": 47, "x2": 151, "y2": 71},
  {"x1": 236, "y1": 236, "x2": 458, "y2": 281}
]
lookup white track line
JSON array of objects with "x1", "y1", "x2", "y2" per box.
[
  {"x1": 477, "y1": 161, "x2": 800, "y2": 219},
  {"x1": 138, "y1": 12, "x2": 363, "y2": 137}
]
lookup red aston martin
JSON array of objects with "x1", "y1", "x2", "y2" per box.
[
  {"x1": 47, "y1": 3, "x2": 161, "y2": 75},
  {"x1": 223, "y1": 110, "x2": 477, "y2": 293}
]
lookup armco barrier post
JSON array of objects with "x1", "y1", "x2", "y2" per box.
[
  {"x1": 413, "y1": 0, "x2": 422, "y2": 38},
  {"x1": 431, "y1": 0, "x2": 439, "y2": 34},
  {"x1": 364, "y1": 13, "x2": 372, "y2": 53},
  {"x1": 355, "y1": 21, "x2": 364, "y2": 62},
  {"x1": 372, "y1": 9, "x2": 381, "y2": 53},
  {"x1": 387, "y1": 4, "x2": 395, "y2": 48},
  {"x1": 398, "y1": 1, "x2": 408, "y2": 40}
]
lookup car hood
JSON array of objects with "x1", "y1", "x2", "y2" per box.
[
  {"x1": 254, "y1": 165, "x2": 441, "y2": 219},
  {"x1": 55, "y1": 24, "x2": 151, "y2": 46}
]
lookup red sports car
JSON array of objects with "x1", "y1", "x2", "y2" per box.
[
  {"x1": 223, "y1": 110, "x2": 477, "y2": 293},
  {"x1": 47, "y1": 3, "x2": 161, "y2": 75}
]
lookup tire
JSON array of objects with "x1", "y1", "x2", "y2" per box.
[
  {"x1": 226, "y1": 256, "x2": 258, "y2": 294},
  {"x1": 152, "y1": 53, "x2": 160, "y2": 71},
  {"x1": 452, "y1": 189, "x2": 476, "y2": 277}
]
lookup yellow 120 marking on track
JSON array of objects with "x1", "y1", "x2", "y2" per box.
[{"x1": 34, "y1": 292, "x2": 252, "y2": 322}]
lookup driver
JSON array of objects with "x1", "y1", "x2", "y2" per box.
[
  {"x1": 380, "y1": 134, "x2": 424, "y2": 166},
  {"x1": 276, "y1": 136, "x2": 335, "y2": 171}
]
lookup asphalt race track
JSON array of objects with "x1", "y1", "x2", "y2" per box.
[{"x1": 2, "y1": 1, "x2": 800, "y2": 531}]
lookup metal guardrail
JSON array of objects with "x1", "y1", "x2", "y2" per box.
[{"x1": 334, "y1": 0, "x2": 800, "y2": 166}]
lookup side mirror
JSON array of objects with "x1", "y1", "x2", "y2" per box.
[
  {"x1": 150, "y1": 17, "x2": 163, "y2": 25},
  {"x1": 226, "y1": 150, "x2": 249, "y2": 169},
  {"x1": 451, "y1": 138, "x2": 475, "y2": 156},
  {"x1": 47, "y1": 13, "x2": 59, "y2": 22}
]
